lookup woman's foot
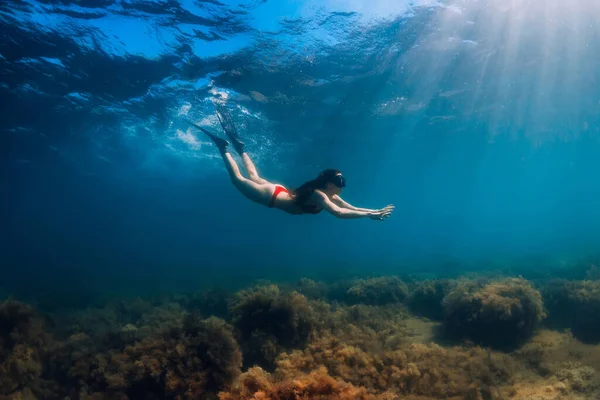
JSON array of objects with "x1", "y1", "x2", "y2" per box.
[
  {"x1": 183, "y1": 118, "x2": 230, "y2": 153},
  {"x1": 215, "y1": 103, "x2": 245, "y2": 154},
  {"x1": 207, "y1": 134, "x2": 230, "y2": 154}
]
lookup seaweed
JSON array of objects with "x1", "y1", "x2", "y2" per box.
[
  {"x1": 50, "y1": 311, "x2": 241, "y2": 399},
  {"x1": 218, "y1": 365, "x2": 398, "y2": 400},
  {"x1": 543, "y1": 279, "x2": 600, "y2": 343},
  {"x1": 408, "y1": 279, "x2": 457, "y2": 320},
  {"x1": 293, "y1": 278, "x2": 329, "y2": 301},
  {"x1": 344, "y1": 277, "x2": 409, "y2": 306},
  {"x1": 183, "y1": 288, "x2": 231, "y2": 320},
  {"x1": 274, "y1": 332, "x2": 514, "y2": 399},
  {"x1": 229, "y1": 285, "x2": 316, "y2": 370},
  {"x1": 2, "y1": 274, "x2": 600, "y2": 400},
  {"x1": 0, "y1": 299, "x2": 53, "y2": 398},
  {"x1": 442, "y1": 278, "x2": 546, "y2": 350}
]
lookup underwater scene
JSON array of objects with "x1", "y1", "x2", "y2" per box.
[{"x1": 3, "y1": 0, "x2": 600, "y2": 399}]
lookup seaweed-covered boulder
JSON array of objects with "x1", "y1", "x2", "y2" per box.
[
  {"x1": 543, "y1": 279, "x2": 600, "y2": 343},
  {"x1": 184, "y1": 288, "x2": 230, "y2": 320},
  {"x1": 52, "y1": 297, "x2": 185, "y2": 344},
  {"x1": 442, "y1": 278, "x2": 545, "y2": 349},
  {"x1": 293, "y1": 278, "x2": 329, "y2": 301},
  {"x1": 274, "y1": 333, "x2": 515, "y2": 400},
  {"x1": 229, "y1": 285, "x2": 316, "y2": 370},
  {"x1": 408, "y1": 279, "x2": 457, "y2": 320},
  {"x1": 115, "y1": 315, "x2": 240, "y2": 399},
  {"x1": 0, "y1": 299, "x2": 54, "y2": 398},
  {"x1": 344, "y1": 277, "x2": 409, "y2": 306},
  {"x1": 217, "y1": 366, "x2": 388, "y2": 400},
  {"x1": 52, "y1": 314, "x2": 242, "y2": 399}
]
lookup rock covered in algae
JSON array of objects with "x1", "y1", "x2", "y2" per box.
[
  {"x1": 408, "y1": 279, "x2": 457, "y2": 320},
  {"x1": 543, "y1": 279, "x2": 600, "y2": 343},
  {"x1": 50, "y1": 314, "x2": 242, "y2": 399},
  {"x1": 442, "y1": 278, "x2": 545, "y2": 349},
  {"x1": 0, "y1": 299, "x2": 52, "y2": 398},
  {"x1": 217, "y1": 365, "x2": 397, "y2": 400},
  {"x1": 183, "y1": 288, "x2": 230, "y2": 319},
  {"x1": 344, "y1": 276, "x2": 409, "y2": 306},
  {"x1": 229, "y1": 285, "x2": 316, "y2": 370},
  {"x1": 273, "y1": 332, "x2": 514, "y2": 399},
  {"x1": 293, "y1": 278, "x2": 329, "y2": 300}
]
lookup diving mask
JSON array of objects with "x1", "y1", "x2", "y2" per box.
[{"x1": 333, "y1": 174, "x2": 347, "y2": 188}]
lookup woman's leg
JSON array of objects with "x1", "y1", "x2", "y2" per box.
[
  {"x1": 240, "y1": 152, "x2": 268, "y2": 185},
  {"x1": 214, "y1": 104, "x2": 269, "y2": 185},
  {"x1": 220, "y1": 151, "x2": 273, "y2": 205},
  {"x1": 183, "y1": 118, "x2": 274, "y2": 205}
]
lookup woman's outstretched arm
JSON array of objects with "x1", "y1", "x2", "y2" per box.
[
  {"x1": 331, "y1": 195, "x2": 394, "y2": 214},
  {"x1": 314, "y1": 192, "x2": 392, "y2": 220}
]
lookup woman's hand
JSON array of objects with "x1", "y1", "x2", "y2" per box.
[
  {"x1": 370, "y1": 205, "x2": 394, "y2": 221},
  {"x1": 378, "y1": 204, "x2": 395, "y2": 213}
]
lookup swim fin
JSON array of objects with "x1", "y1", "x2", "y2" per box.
[
  {"x1": 215, "y1": 103, "x2": 245, "y2": 154},
  {"x1": 182, "y1": 118, "x2": 229, "y2": 153}
]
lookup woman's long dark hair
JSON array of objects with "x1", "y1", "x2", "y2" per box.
[{"x1": 289, "y1": 169, "x2": 341, "y2": 205}]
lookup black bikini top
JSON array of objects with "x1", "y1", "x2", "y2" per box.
[{"x1": 298, "y1": 203, "x2": 322, "y2": 214}]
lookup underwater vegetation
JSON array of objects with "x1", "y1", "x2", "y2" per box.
[
  {"x1": 542, "y1": 279, "x2": 600, "y2": 343},
  {"x1": 0, "y1": 300, "x2": 54, "y2": 399},
  {"x1": 218, "y1": 366, "x2": 387, "y2": 400},
  {"x1": 441, "y1": 278, "x2": 546, "y2": 350},
  {"x1": 49, "y1": 312, "x2": 241, "y2": 399},
  {"x1": 182, "y1": 288, "x2": 230, "y2": 320},
  {"x1": 1, "y1": 273, "x2": 600, "y2": 399},
  {"x1": 229, "y1": 285, "x2": 316, "y2": 370},
  {"x1": 343, "y1": 277, "x2": 409, "y2": 306},
  {"x1": 408, "y1": 279, "x2": 457, "y2": 320},
  {"x1": 325, "y1": 276, "x2": 409, "y2": 306}
]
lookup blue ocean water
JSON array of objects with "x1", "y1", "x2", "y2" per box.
[{"x1": 2, "y1": 0, "x2": 600, "y2": 304}]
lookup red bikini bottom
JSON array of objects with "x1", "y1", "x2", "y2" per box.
[{"x1": 269, "y1": 185, "x2": 288, "y2": 208}]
